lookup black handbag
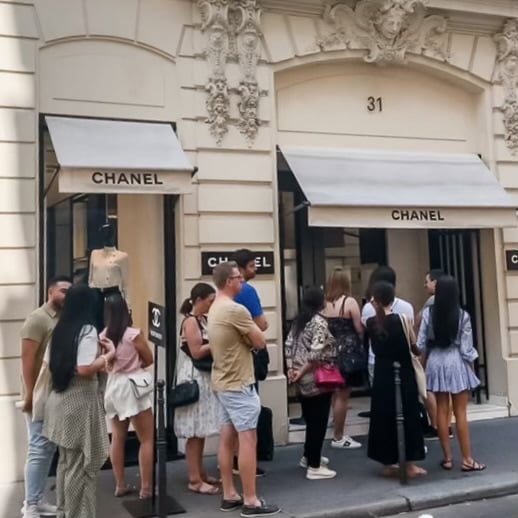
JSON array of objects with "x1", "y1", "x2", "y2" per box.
[
  {"x1": 253, "y1": 348, "x2": 270, "y2": 382},
  {"x1": 181, "y1": 343, "x2": 213, "y2": 372},
  {"x1": 180, "y1": 315, "x2": 213, "y2": 373},
  {"x1": 171, "y1": 328, "x2": 200, "y2": 409},
  {"x1": 170, "y1": 379, "x2": 199, "y2": 409},
  {"x1": 328, "y1": 298, "x2": 366, "y2": 377}
]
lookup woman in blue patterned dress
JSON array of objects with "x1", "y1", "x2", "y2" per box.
[{"x1": 417, "y1": 275, "x2": 485, "y2": 472}]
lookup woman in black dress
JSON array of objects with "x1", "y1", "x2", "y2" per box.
[{"x1": 367, "y1": 281, "x2": 426, "y2": 478}]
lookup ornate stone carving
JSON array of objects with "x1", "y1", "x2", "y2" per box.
[
  {"x1": 206, "y1": 76, "x2": 231, "y2": 145},
  {"x1": 319, "y1": 0, "x2": 448, "y2": 64},
  {"x1": 238, "y1": 80, "x2": 261, "y2": 144},
  {"x1": 233, "y1": 1, "x2": 262, "y2": 145},
  {"x1": 495, "y1": 19, "x2": 518, "y2": 153},
  {"x1": 197, "y1": 0, "x2": 263, "y2": 146},
  {"x1": 198, "y1": 0, "x2": 231, "y2": 143}
]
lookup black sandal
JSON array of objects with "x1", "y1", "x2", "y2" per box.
[
  {"x1": 461, "y1": 460, "x2": 486, "y2": 472},
  {"x1": 440, "y1": 459, "x2": 453, "y2": 471}
]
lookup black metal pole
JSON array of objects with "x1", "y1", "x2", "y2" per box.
[
  {"x1": 151, "y1": 344, "x2": 159, "y2": 510},
  {"x1": 393, "y1": 361, "x2": 407, "y2": 485},
  {"x1": 156, "y1": 379, "x2": 167, "y2": 518}
]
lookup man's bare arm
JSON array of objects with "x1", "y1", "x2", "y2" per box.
[
  {"x1": 254, "y1": 314, "x2": 268, "y2": 332},
  {"x1": 21, "y1": 338, "x2": 39, "y2": 410},
  {"x1": 247, "y1": 323, "x2": 266, "y2": 349}
]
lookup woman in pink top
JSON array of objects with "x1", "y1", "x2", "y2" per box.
[{"x1": 101, "y1": 294, "x2": 154, "y2": 499}]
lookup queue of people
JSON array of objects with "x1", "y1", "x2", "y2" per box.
[
  {"x1": 19, "y1": 254, "x2": 485, "y2": 518},
  {"x1": 20, "y1": 280, "x2": 155, "y2": 517}
]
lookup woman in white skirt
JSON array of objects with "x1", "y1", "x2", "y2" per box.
[
  {"x1": 175, "y1": 283, "x2": 221, "y2": 495},
  {"x1": 101, "y1": 294, "x2": 154, "y2": 498}
]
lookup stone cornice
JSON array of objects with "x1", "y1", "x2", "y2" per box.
[{"x1": 262, "y1": 0, "x2": 518, "y2": 33}]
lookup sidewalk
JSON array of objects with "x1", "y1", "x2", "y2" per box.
[{"x1": 3, "y1": 417, "x2": 517, "y2": 518}]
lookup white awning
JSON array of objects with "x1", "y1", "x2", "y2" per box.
[
  {"x1": 280, "y1": 146, "x2": 517, "y2": 229},
  {"x1": 46, "y1": 116, "x2": 195, "y2": 194}
]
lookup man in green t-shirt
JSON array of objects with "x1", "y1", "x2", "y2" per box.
[{"x1": 20, "y1": 275, "x2": 72, "y2": 518}]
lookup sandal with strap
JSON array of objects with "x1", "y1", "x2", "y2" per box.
[
  {"x1": 461, "y1": 460, "x2": 486, "y2": 472},
  {"x1": 440, "y1": 459, "x2": 453, "y2": 471},
  {"x1": 114, "y1": 485, "x2": 136, "y2": 497},
  {"x1": 188, "y1": 482, "x2": 220, "y2": 495}
]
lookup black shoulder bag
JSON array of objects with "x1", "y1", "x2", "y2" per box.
[
  {"x1": 170, "y1": 328, "x2": 200, "y2": 409},
  {"x1": 180, "y1": 315, "x2": 213, "y2": 373}
]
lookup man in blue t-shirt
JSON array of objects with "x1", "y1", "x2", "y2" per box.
[
  {"x1": 233, "y1": 249, "x2": 269, "y2": 477},
  {"x1": 234, "y1": 249, "x2": 269, "y2": 333}
]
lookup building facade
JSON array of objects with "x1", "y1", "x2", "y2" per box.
[{"x1": 2, "y1": 0, "x2": 518, "y2": 483}]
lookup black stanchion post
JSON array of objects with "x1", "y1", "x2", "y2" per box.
[
  {"x1": 156, "y1": 380, "x2": 167, "y2": 518},
  {"x1": 393, "y1": 361, "x2": 408, "y2": 486},
  {"x1": 151, "y1": 342, "x2": 159, "y2": 511}
]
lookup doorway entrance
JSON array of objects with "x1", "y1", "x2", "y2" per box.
[{"x1": 278, "y1": 159, "x2": 488, "y2": 404}]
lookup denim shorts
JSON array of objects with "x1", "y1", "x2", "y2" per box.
[{"x1": 216, "y1": 385, "x2": 261, "y2": 432}]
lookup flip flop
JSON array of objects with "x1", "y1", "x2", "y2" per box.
[
  {"x1": 380, "y1": 465, "x2": 399, "y2": 477},
  {"x1": 461, "y1": 460, "x2": 486, "y2": 472},
  {"x1": 407, "y1": 467, "x2": 427, "y2": 478},
  {"x1": 203, "y1": 475, "x2": 221, "y2": 485},
  {"x1": 188, "y1": 482, "x2": 220, "y2": 495},
  {"x1": 440, "y1": 459, "x2": 453, "y2": 471},
  {"x1": 114, "y1": 486, "x2": 136, "y2": 497}
]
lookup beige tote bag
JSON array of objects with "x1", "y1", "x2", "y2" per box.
[{"x1": 399, "y1": 314, "x2": 427, "y2": 402}]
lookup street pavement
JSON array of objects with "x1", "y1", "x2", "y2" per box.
[
  {"x1": 385, "y1": 494, "x2": 518, "y2": 517},
  {"x1": 2, "y1": 417, "x2": 517, "y2": 517}
]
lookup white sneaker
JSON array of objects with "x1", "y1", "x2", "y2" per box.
[
  {"x1": 331, "y1": 435, "x2": 362, "y2": 449},
  {"x1": 22, "y1": 504, "x2": 40, "y2": 518},
  {"x1": 306, "y1": 466, "x2": 337, "y2": 480},
  {"x1": 299, "y1": 455, "x2": 329, "y2": 469},
  {"x1": 21, "y1": 501, "x2": 57, "y2": 517}
]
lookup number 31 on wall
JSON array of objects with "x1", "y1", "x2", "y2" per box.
[{"x1": 367, "y1": 96, "x2": 383, "y2": 112}]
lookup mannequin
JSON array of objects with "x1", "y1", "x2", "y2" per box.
[{"x1": 89, "y1": 222, "x2": 130, "y2": 329}]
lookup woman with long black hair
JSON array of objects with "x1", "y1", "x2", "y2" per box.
[
  {"x1": 284, "y1": 287, "x2": 337, "y2": 480},
  {"x1": 417, "y1": 275, "x2": 485, "y2": 472},
  {"x1": 366, "y1": 281, "x2": 426, "y2": 478},
  {"x1": 43, "y1": 284, "x2": 115, "y2": 518}
]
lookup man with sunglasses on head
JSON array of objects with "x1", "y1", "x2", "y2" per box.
[{"x1": 208, "y1": 262, "x2": 279, "y2": 517}]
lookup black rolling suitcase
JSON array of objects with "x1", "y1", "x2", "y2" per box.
[{"x1": 256, "y1": 406, "x2": 274, "y2": 461}]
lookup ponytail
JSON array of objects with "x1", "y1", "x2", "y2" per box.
[
  {"x1": 179, "y1": 282, "x2": 216, "y2": 316},
  {"x1": 179, "y1": 298, "x2": 193, "y2": 316},
  {"x1": 374, "y1": 303, "x2": 386, "y2": 332},
  {"x1": 371, "y1": 281, "x2": 395, "y2": 335}
]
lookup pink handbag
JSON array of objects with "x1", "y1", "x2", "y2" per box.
[{"x1": 314, "y1": 364, "x2": 345, "y2": 389}]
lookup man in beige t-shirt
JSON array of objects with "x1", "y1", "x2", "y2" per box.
[
  {"x1": 208, "y1": 262, "x2": 280, "y2": 517},
  {"x1": 20, "y1": 275, "x2": 71, "y2": 518}
]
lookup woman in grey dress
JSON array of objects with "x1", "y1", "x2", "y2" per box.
[{"x1": 417, "y1": 275, "x2": 485, "y2": 472}]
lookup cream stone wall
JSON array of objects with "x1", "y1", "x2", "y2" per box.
[
  {"x1": 2, "y1": 0, "x2": 518, "y2": 484},
  {"x1": 0, "y1": 0, "x2": 39, "y2": 484}
]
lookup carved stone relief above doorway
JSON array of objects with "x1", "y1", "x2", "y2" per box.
[
  {"x1": 197, "y1": 0, "x2": 263, "y2": 147},
  {"x1": 318, "y1": 0, "x2": 448, "y2": 64}
]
